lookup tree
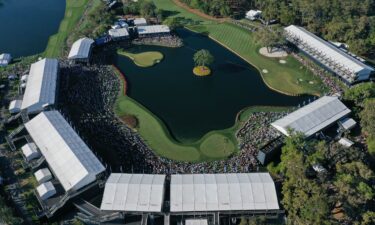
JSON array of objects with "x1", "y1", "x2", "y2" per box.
[
  {"x1": 254, "y1": 26, "x2": 286, "y2": 53},
  {"x1": 139, "y1": 0, "x2": 156, "y2": 18},
  {"x1": 343, "y1": 83, "x2": 375, "y2": 106},
  {"x1": 193, "y1": 49, "x2": 214, "y2": 67},
  {"x1": 360, "y1": 98, "x2": 375, "y2": 157}
]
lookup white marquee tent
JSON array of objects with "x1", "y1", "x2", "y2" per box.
[
  {"x1": 100, "y1": 173, "x2": 166, "y2": 212},
  {"x1": 34, "y1": 168, "x2": 53, "y2": 184},
  {"x1": 137, "y1": 25, "x2": 170, "y2": 36},
  {"x1": 170, "y1": 173, "x2": 279, "y2": 212},
  {"x1": 21, "y1": 143, "x2": 41, "y2": 161},
  {"x1": 284, "y1": 25, "x2": 374, "y2": 83},
  {"x1": 25, "y1": 110, "x2": 105, "y2": 192},
  {"x1": 185, "y1": 219, "x2": 208, "y2": 225},
  {"x1": 21, "y1": 58, "x2": 59, "y2": 114},
  {"x1": 68, "y1": 37, "x2": 94, "y2": 60},
  {"x1": 271, "y1": 96, "x2": 351, "y2": 137},
  {"x1": 9, "y1": 99, "x2": 22, "y2": 114},
  {"x1": 36, "y1": 181, "x2": 56, "y2": 201}
]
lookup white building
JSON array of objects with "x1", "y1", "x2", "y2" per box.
[
  {"x1": 21, "y1": 143, "x2": 41, "y2": 161},
  {"x1": 8, "y1": 99, "x2": 23, "y2": 114},
  {"x1": 68, "y1": 37, "x2": 94, "y2": 62},
  {"x1": 109, "y1": 28, "x2": 130, "y2": 41},
  {"x1": 170, "y1": 173, "x2": 279, "y2": 213},
  {"x1": 21, "y1": 74, "x2": 28, "y2": 83},
  {"x1": 25, "y1": 111, "x2": 105, "y2": 192},
  {"x1": 245, "y1": 10, "x2": 262, "y2": 21},
  {"x1": 284, "y1": 25, "x2": 374, "y2": 84},
  {"x1": 0, "y1": 53, "x2": 12, "y2": 66},
  {"x1": 100, "y1": 173, "x2": 166, "y2": 213},
  {"x1": 36, "y1": 181, "x2": 56, "y2": 201},
  {"x1": 339, "y1": 117, "x2": 357, "y2": 131},
  {"x1": 137, "y1": 25, "x2": 170, "y2": 37},
  {"x1": 338, "y1": 137, "x2": 354, "y2": 148},
  {"x1": 21, "y1": 58, "x2": 59, "y2": 114},
  {"x1": 134, "y1": 18, "x2": 147, "y2": 26},
  {"x1": 271, "y1": 96, "x2": 351, "y2": 137},
  {"x1": 185, "y1": 219, "x2": 208, "y2": 225},
  {"x1": 34, "y1": 168, "x2": 53, "y2": 184}
]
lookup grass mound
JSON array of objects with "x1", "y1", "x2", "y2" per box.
[
  {"x1": 118, "y1": 50, "x2": 164, "y2": 67},
  {"x1": 193, "y1": 66, "x2": 211, "y2": 76}
]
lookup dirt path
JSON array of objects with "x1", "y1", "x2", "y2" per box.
[{"x1": 172, "y1": 0, "x2": 226, "y2": 22}]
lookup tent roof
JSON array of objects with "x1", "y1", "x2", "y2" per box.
[
  {"x1": 170, "y1": 173, "x2": 279, "y2": 212},
  {"x1": 25, "y1": 111, "x2": 105, "y2": 192},
  {"x1": 186, "y1": 219, "x2": 208, "y2": 225},
  {"x1": 108, "y1": 28, "x2": 129, "y2": 38},
  {"x1": 271, "y1": 96, "x2": 351, "y2": 137},
  {"x1": 34, "y1": 168, "x2": 52, "y2": 182},
  {"x1": 21, "y1": 143, "x2": 38, "y2": 157},
  {"x1": 9, "y1": 99, "x2": 22, "y2": 110},
  {"x1": 21, "y1": 58, "x2": 58, "y2": 110},
  {"x1": 284, "y1": 25, "x2": 374, "y2": 76},
  {"x1": 68, "y1": 37, "x2": 94, "y2": 59},
  {"x1": 100, "y1": 173, "x2": 166, "y2": 212},
  {"x1": 36, "y1": 181, "x2": 55, "y2": 196},
  {"x1": 137, "y1": 25, "x2": 170, "y2": 35}
]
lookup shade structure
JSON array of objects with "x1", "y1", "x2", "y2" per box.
[
  {"x1": 21, "y1": 58, "x2": 59, "y2": 114},
  {"x1": 340, "y1": 118, "x2": 357, "y2": 130},
  {"x1": 25, "y1": 110, "x2": 105, "y2": 192},
  {"x1": 36, "y1": 181, "x2": 56, "y2": 201},
  {"x1": 338, "y1": 137, "x2": 354, "y2": 147},
  {"x1": 100, "y1": 173, "x2": 166, "y2": 212},
  {"x1": 284, "y1": 25, "x2": 374, "y2": 83},
  {"x1": 68, "y1": 37, "x2": 94, "y2": 60},
  {"x1": 137, "y1": 25, "x2": 170, "y2": 36},
  {"x1": 134, "y1": 18, "x2": 147, "y2": 26},
  {"x1": 9, "y1": 99, "x2": 22, "y2": 114},
  {"x1": 186, "y1": 219, "x2": 208, "y2": 225},
  {"x1": 271, "y1": 96, "x2": 351, "y2": 137},
  {"x1": 21, "y1": 143, "x2": 41, "y2": 161},
  {"x1": 170, "y1": 173, "x2": 279, "y2": 212},
  {"x1": 109, "y1": 28, "x2": 129, "y2": 40},
  {"x1": 34, "y1": 168, "x2": 53, "y2": 184}
]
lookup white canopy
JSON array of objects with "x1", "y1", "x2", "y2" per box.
[
  {"x1": 338, "y1": 137, "x2": 354, "y2": 147},
  {"x1": 25, "y1": 111, "x2": 105, "y2": 192},
  {"x1": 0, "y1": 53, "x2": 11, "y2": 66},
  {"x1": 36, "y1": 181, "x2": 56, "y2": 201},
  {"x1": 68, "y1": 37, "x2": 94, "y2": 60},
  {"x1": 284, "y1": 25, "x2": 374, "y2": 83},
  {"x1": 34, "y1": 168, "x2": 53, "y2": 184},
  {"x1": 21, "y1": 58, "x2": 59, "y2": 114},
  {"x1": 109, "y1": 28, "x2": 129, "y2": 39},
  {"x1": 9, "y1": 99, "x2": 22, "y2": 114},
  {"x1": 170, "y1": 173, "x2": 279, "y2": 212},
  {"x1": 340, "y1": 118, "x2": 357, "y2": 130},
  {"x1": 137, "y1": 25, "x2": 170, "y2": 36},
  {"x1": 21, "y1": 143, "x2": 40, "y2": 161},
  {"x1": 100, "y1": 173, "x2": 166, "y2": 212},
  {"x1": 186, "y1": 219, "x2": 208, "y2": 225},
  {"x1": 271, "y1": 96, "x2": 351, "y2": 137},
  {"x1": 134, "y1": 18, "x2": 147, "y2": 26}
]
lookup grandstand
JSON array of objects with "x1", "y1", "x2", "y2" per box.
[
  {"x1": 284, "y1": 25, "x2": 374, "y2": 84},
  {"x1": 271, "y1": 96, "x2": 351, "y2": 137},
  {"x1": 21, "y1": 58, "x2": 59, "y2": 114},
  {"x1": 68, "y1": 37, "x2": 94, "y2": 62}
]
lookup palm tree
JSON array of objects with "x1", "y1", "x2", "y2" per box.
[{"x1": 193, "y1": 49, "x2": 214, "y2": 67}]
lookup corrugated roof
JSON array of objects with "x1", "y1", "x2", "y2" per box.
[
  {"x1": 21, "y1": 58, "x2": 58, "y2": 111},
  {"x1": 68, "y1": 37, "x2": 94, "y2": 59},
  {"x1": 137, "y1": 25, "x2": 170, "y2": 35},
  {"x1": 170, "y1": 173, "x2": 279, "y2": 212},
  {"x1": 25, "y1": 111, "x2": 105, "y2": 192},
  {"x1": 100, "y1": 173, "x2": 166, "y2": 212},
  {"x1": 109, "y1": 28, "x2": 129, "y2": 38},
  {"x1": 285, "y1": 25, "x2": 374, "y2": 82},
  {"x1": 271, "y1": 96, "x2": 351, "y2": 137}
]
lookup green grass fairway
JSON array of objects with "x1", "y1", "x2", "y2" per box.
[
  {"x1": 117, "y1": 50, "x2": 164, "y2": 67},
  {"x1": 154, "y1": 0, "x2": 327, "y2": 96},
  {"x1": 200, "y1": 134, "x2": 236, "y2": 158},
  {"x1": 44, "y1": 0, "x2": 90, "y2": 57}
]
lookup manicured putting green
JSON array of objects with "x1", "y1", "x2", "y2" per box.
[
  {"x1": 118, "y1": 49, "x2": 164, "y2": 67},
  {"x1": 193, "y1": 66, "x2": 211, "y2": 76},
  {"x1": 200, "y1": 133, "x2": 236, "y2": 158}
]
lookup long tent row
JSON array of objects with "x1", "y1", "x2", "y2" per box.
[
  {"x1": 100, "y1": 173, "x2": 280, "y2": 215},
  {"x1": 271, "y1": 96, "x2": 352, "y2": 137},
  {"x1": 25, "y1": 110, "x2": 106, "y2": 195},
  {"x1": 284, "y1": 25, "x2": 374, "y2": 84},
  {"x1": 21, "y1": 58, "x2": 59, "y2": 114}
]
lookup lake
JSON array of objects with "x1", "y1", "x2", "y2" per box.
[
  {"x1": 115, "y1": 29, "x2": 310, "y2": 142},
  {"x1": 0, "y1": 0, "x2": 65, "y2": 57}
]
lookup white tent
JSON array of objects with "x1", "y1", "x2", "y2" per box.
[
  {"x1": 284, "y1": 25, "x2": 374, "y2": 83},
  {"x1": 340, "y1": 118, "x2": 357, "y2": 130},
  {"x1": 100, "y1": 173, "x2": 166, "y2": 212},
  {"x1": 170, "y1": 173, "x2": 279, "y2": 212},
  {"x1": 21, "y1": 74, "x2": 28, "y2": 83},
  {"x1": 25, "y1": 111, "x2": 105, "y2": 192},
  {"x1": 9, "y1": 99, "x2": 22, "y2": 114},
  {"x1": 0, "y1": 53, "x2": 12, "y2": 66},
  {"x1": 186, "y1": 219, "x2": 208, "y2": 225},
  {"x1": 36, "y1": 181, "x2": 56, "y2": 201},
  {"x1": 137, "y1": 25, "x2": 170, "y2": 36},
  {"x1": 271, "y1": 96, "x2": 351, "y2": 137},
  {"x1": 134, "y1": 18, "x2": 147, "y2": 26},
  {"x1": 109, "y1": 28, "x2": 129, "y2": 40},
  {"x1": 338, "y1": 137, "x2": 354, "y2": 147},
  {"x1": 21, "y1": 143, "x2": 40, "y2": 161},
  {"x1": 68, "y1": 37, "x2": 94, "y2": 60},
  {"x1": 34, "y1": 168, "x2": 53, "y2": 184},
  {"x1": 21, "y1": 58, "x2": 59, "y2": 114},
  {"x1": 245, "y1": 10, "x2": 261, "y2": 20}
]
